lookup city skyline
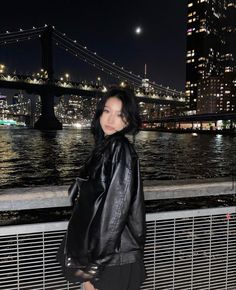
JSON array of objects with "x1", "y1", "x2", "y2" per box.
[{"x1": 0, "y1": 0, "x2": 187, "y2": 91}]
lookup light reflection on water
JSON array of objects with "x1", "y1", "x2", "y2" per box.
[{"x1": 0, "y1": 128, "x2": 236, "y2": 189}]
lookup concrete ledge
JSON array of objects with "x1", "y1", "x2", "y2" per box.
[
  {"x1": 144, "y1": 180, "x2": 235, "y2": 200},
  {"x1": 0, "y1": 185, "x2": 70, "y2": 211},
  {"x1": 0, "y1": 179, "x2": 235, "y2": 211}
]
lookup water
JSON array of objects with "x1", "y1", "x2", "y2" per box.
[
  {"x1": 1, "y1": 128, "x2": 236, "y2": 189},
  {"x1": 1, "y1": 128, "x2": 236, "y2": 226}
]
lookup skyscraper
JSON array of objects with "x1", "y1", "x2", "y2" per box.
[{"x1": 186, "y1": 0, "x2": 236, "y2": 114}]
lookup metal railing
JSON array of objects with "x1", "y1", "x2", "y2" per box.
[
  {"x1": 0, "y1": 180, "x2": 235, "y2": 289},
  {"x1": 144, "y1": 207, "x2": 236, "y2": 290},
  {"x1": 0, "y1": 206, "x2": 235, "y2": 290}
]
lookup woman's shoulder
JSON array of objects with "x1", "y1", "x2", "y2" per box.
[{"x1": 107, "y1": 133, "x2": 138, "y2": 160}]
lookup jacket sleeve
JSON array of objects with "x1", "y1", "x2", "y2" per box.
[{"x1": 87, "y1": 141, "x2": 138, "y2": 267}]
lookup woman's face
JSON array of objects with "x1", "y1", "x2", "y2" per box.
[{"x1": 100, "y1": 97, "x2": 128, "y2": 136}]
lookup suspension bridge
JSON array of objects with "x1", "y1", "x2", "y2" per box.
[{"x1": 0, "y1": 25, "x2": 186, "y2": 129}]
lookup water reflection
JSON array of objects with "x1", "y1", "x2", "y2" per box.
[
  {"x1": 0, "y1": 128, "x2": 236, "y2": 189},
  {"x1": 135, "y1": 131, "x2": 236, "y2": 181}
]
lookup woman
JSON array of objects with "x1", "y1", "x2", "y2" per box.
[{"x1": 58, "y1": 86, "x2": 146, "y2": 290}]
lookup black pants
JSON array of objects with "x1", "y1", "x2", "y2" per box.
[{"x1": 92, "y1": 259, "x2": 146, "y2": 290}]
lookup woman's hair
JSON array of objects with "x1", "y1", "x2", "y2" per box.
[{"x1": 91, "y1": 85, "x2": 142, "y2": 144}]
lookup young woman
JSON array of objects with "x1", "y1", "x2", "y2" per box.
[{"x1": 58, "y1": 86, "x2": 146, "y2": 290}]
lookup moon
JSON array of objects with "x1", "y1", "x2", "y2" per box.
[{"x1": 135, "y1": 26, "x2": 142, "y2": 35}]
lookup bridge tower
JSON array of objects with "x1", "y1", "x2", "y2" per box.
[{"x1": 34, "y1": 25, "x2": 62, "y2": 130}]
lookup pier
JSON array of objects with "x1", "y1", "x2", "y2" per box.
[{"x1": 0, "y1": 179, "x2": 235, "y2": 289}]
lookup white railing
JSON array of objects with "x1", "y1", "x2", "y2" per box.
[
  {"x1": 0, "y1": 206, "x2": 235, "y2": 290},
  {"x1": 0, "y1": 180, "x2": 235, "y2": 289}
]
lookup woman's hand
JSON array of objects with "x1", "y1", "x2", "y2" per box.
[
  {"x1": 74, "y1": 263, "x2": 102, "y2": 283},
  {"x1": 83, "y1": 281, "x2": 98, "y2": 290}
]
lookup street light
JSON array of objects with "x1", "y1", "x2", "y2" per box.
[
  {"x1": 97, "y1": 76, "x2": 101, "y2": 86},
  {"x1": 65, "y1": 73, "x2": 69, "y2": 82},
  {"x1": 0, "y1": 64, "x2": 5, "y2": 74}
]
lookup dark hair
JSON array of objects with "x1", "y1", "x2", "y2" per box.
[{"x1": 91, "y1": 85, "x2": 142, "y2": 144}]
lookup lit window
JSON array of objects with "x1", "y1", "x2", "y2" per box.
[
  {"x1": 187, "y1": 51, "x2": 192, "y2": 57},
  {"x1": 225, "y1": 67, "x2": 233, "y2": 72},
  {"x1": 188, "y1": 3, "x2": 193, "y2": 7}
]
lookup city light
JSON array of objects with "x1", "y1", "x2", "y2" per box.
[
  {"x1": 73, "y1": 122, "x2": 82, "y2": 128},
  {"x1": 65, "y1": 73, "x2": 69, "y2": 82},
  {"x1": 0, "y1": 64, "x2": 5, "y2": 74}
]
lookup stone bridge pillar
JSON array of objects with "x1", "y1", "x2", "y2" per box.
[
  {"x1": 34, "y1": 92, "x2": 62, "y2": 130},
  {"x1": 34, "y1": 25, "x2": 62, "y2": 130}
]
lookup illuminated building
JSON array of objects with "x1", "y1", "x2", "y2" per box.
[
  {"x1": 12, "y1": 92, "x2": 24, "y2": 104},
  {"x1": 8, "y1": 92, "x2": 31, "y2": 116},
  {"x1": 0, "y1": 95, "x2": 7, "y2": 120},
  {"x1": 55, "y1": 95, "x2": 98, "y2": 126},
  {"x1": 186, "y1": 0, "x2": 236, "y2": 113},
  {"x1": 197, "y1": 77, "x2": 221, "y2": 113},
  {"x1": 0, "y1": 95, "x2": 7, "y2": 107}
]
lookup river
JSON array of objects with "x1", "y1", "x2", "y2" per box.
[{"x1": 1, "y1": 128, "x2": 236, "y2": 189}]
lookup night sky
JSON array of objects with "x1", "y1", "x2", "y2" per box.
[{"x1": 1, "y1": 0, "x2": 187, "y2": 91}]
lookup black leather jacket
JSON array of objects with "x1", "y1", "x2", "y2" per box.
[{"x1": 65, "y1": 132, "x2": 146, "y2": 275}]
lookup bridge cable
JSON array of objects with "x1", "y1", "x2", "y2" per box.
[
  {"x1": 53, "y1": 29, "x2": 182, "y2": 96},
  {"x1": 53, "y1": 31, "x2": 143, "y2": 85},
  {"x1": 54, "y1": 40, "x2": 141, "y2": 88},
  {"x1": 0, "y1": 27, "x2": 44, "y2": 40}
]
